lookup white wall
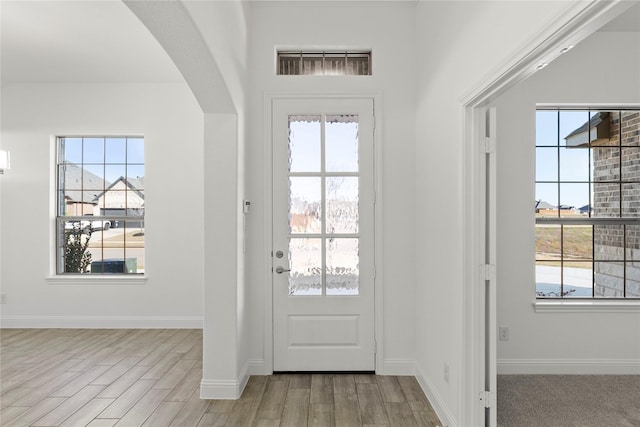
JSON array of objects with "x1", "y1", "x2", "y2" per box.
[
  {"x1": 247, "y1": 3, "x2": 418, "y2": 374},
  {"x1": 494, "y1": 31, "x2": 640, "y2": 374},
  {"x1": 0, "y1": 82, "x2": 204, "y2": 327},
  {"x1": 414, "y1": 1, "x2": 575, "y2": 425}
]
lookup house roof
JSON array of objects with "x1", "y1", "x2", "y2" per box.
[
  {"x1": 95, "y1": 176, "x2": 145, "y2": 201},
  {"x1": 62, "y1": 162, "x2": 109, "y2": 204},
  {"x1": 535, "y1": 200, "x2": 555, "y2": 210},
  {"x1": 564, "y1": 112, "x2": 611, "y2": 147}
]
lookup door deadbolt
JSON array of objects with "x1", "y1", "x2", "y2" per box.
[{"x1": 275, "y1": 250, "x2": 284, "y2": 258}]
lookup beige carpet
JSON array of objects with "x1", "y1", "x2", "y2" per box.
[{"x1": 497, "y1": 375, "x2": 640, "y2": 427}]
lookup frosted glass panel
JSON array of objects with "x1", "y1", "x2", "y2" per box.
[
  {"x1": 289, "y1": 238, "x2": 322, "y2": 295},
  {"x1": 326, "y1": 238, "x2": 359, "y2": 295},
  {"x1": 326, "y1": 177, "x2": 359, "y2": 234},
  {"x1": 289, "y1": 177, "x2": 321, "y2": 234},
  {"x1": 326, "y1": 115, "x2": 358, "y2": 172},
  {"x1": 289, "y1": 116, "x2": 321, "y2": 172}
]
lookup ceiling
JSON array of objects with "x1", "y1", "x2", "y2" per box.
[
  {"x1": 1, "y1": 1, "x2": 638, "y2": 86},
  {"x1": 0, "y1": 0, "x2": 183, "y2": 85}
]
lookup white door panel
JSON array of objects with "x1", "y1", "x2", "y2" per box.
[{"x1": 272, "y1": 98, "x2": 375, "y2": 372}]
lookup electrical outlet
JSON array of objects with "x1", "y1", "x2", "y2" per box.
[
  {"x1": 0, "y1": 294, "x2": 7, "y2": 304},
  {"x1": 499, "y1": 326, "x2": 509, "y2": 341},
  {"x1": 443, "y1": 363, "x2": 450, "y2": 383}
]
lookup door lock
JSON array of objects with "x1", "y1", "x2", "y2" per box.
[
  {"x1": 275, "y1": 266, "x2": 291, "y2": 274},
  {"x1": 275, "y1": 250, "x2": 284, "y2": 258}
]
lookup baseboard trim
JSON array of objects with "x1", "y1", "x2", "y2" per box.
[
  {"x1": 382, "y1": 359, "x2": 416, "y2": 375},
  {"x1": 415, "y1": 364, "x2": 455, "y2": 427},
  {"x1": 248, "y1": 359, "x2": 266, "y2": 375},
  {"x1": 0, "y1": 316, "x2": 203, "y2": 329},
  {"x1": 200, "y1": 379, "x2": 243, "y2": 400},
  {"x1": 498, "y1": 358, "x2": 640, "y2": 375}
]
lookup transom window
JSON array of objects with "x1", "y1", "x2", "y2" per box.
[
  {"x1": 56, "y1": 136, "x2": 145, "y2": 275},
  {"x1": 535, "y1": 109, "x2": 640, "y2": 298},
  {"x1": 277, "y1": 51, "x2": 372, "y2": 76}
]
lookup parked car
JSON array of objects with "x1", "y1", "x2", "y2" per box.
[{"x1": 65, "y1": 219, "x2": 111, "y2": 233}]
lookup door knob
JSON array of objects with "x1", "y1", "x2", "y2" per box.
[{"x1": 275, "y1": 266, "x2": 291, "y2": 274}]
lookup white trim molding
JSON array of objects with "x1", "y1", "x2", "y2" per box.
[
  {"x1": 46, "y1": 276, "x2": 148, "y2": 285},
  {"x1": 200, "y1": 378, "x2": 246, "y2": 400},
  {"x1": 415, "y1": 365, "x2": 455, "y2": 427},
  {"x1": 0, "y1": 316, "x2": 202, "y2": 329},
  {"x1": 498, "y1": 358, "x2": 640, "y2": 375},
  {"x1": 248, "y1": 359, "x2": 266, "y2": 375},
  {"x1": 534, "y1": 300, "x2": 640, "y2": 313},
  {"x1": 382, "y1": 359, "x2": 416, "y2": 376}
]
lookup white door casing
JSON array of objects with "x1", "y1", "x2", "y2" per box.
[{"x1": 272, "y1": 97, "x2": 375, "y2": 371}]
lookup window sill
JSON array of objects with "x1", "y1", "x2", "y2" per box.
[
  {"x1": 533, "y1": 300, "x2": 640, "y2": 313},
  {"x1": 46, "y1": 275, "x2": 147, "y2": 285}
]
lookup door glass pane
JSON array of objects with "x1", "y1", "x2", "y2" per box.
[
  {"x1": 289, "y1": 115, "x2": 321, "y2": 172},
  {"x1": 326, "y1": 238, "x2": 359, "y2": 295},
  {"x1": 326, "y1": 115, "x2": 358, "y2": 172},
  {"x1": 289, "y1": 177, "x2": 321, "y2": 234},
  {"x1": 536, "y1": 261, "x2": 561, "y2": 297},
  {"x1": 289, "y1": 238, "x2": 322, "y2": 295},
  {"x1": 326, "y1": 177, "x2": 358, "y2": 234}
]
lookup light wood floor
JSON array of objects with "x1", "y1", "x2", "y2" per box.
[{"x1": 1, "y1": 329, "x2": 441, "y2": 427}]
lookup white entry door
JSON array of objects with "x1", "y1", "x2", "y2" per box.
[{"x1": 272, "y1": 98, "x2": 375, "y2": 371}]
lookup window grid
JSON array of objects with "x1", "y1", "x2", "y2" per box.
[
  {"x1": 56, "y1": 136, "x2": 144, "y2": 275},
  {"x1": 536, "y1": 109, "x2": 640, "y2": 299}
]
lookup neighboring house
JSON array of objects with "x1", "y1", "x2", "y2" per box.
[
  {"x1": 565, "y1": 111, "x2": 640, "y2": 297},
  {"x1": 60, "y1": 162, "x2": 109, "y2": 216},
  {"x1": 535, "y1": 200, "x2": 556, "y2": 215},
  {"x1": 93, "y1": 177, "x2": 145, "y2": 227}
]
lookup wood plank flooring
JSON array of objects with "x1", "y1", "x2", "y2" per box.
[{"x1": 1, "y1": 329, "x2": 441, "y2": 427}]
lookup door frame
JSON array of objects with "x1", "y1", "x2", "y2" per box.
[
  {"x1": 262, "y1": 92, "x2": 383, "y2": 374},
  {"x1": 460, "y1": 2, "x2": 634, "y2": 425}
]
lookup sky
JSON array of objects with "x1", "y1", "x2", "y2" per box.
[
  {"x1": 536, "y1": 110, "x2": 597, "y2": 208},
  {"x1": 61, "y1": 137, "x2": 144, "y2": 184}
]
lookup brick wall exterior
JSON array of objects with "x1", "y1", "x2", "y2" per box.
[{"x1": 593, "y1": 111, "x2": 640, "y2": 297}]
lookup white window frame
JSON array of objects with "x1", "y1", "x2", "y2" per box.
[{"x1": 48, "y1": 135, "x2": 147, "y2": 283}]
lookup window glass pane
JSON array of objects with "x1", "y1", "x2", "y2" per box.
[
  {"x1": 592, "y1": 147, "x2": 620, "y2": 182},
  {"x1": 626, "y1": 225, "x2": 640, "y2": 297},
  {"x1": 124, "y1": 221, "x2": 144, "y2": 274},
  {"x1": 536, "y1": 183, "x2": 558, "y2": 217},
  {"x1": 560, "y1": 146, "x2": 589, "y2": 181},
  {"x1": 127, "y1": 190, "x2": 145, "y2": 216},
  {"x1": 559, "y1": 183, "x2": 588, "y2": 215},
  {"x1": 82, "y1": 165, "x2": 105, "y2": 191},
  {"x1": 535, "y1": 224, "x2": 560, "y2": 261},
  {"x1": 536, "y1": 261, "x2": 561, "y2": 297},
  {"x1": 594, "y1": 261, "x2": 624, "y2": 297},
  {"x1": 63, "y1": 220, "x2": 95, "y2": 274},
  {"x1": 326, "y1": 177, "x2": 358, "y2": 234},
  {"x1": 289, "y1": 116, "x2": 321, "y2": 172},
  {"x1": 325, "y1": 115, "x2": 358, "y2": 172},
  {"x1": 622, "y1": 183, "x2": 640, "y2": 217},
  {"x1": 326, "y1": 238, "x2": 359, "y2": 295},
  {"x1": 592, "y1": 182, "x2": 620, "y2": 217},
  {"x1": 536, "y1": 110, "x2": 558, "y2": 146},
  {"x1": 594, "y1": 224, "x2": 624, "y2": 260},
  {"x1": 563, "y1": 225, "x2": 592, "y2": 260},
  {"x1": 127, "y1": 138, "x2": 145, "y2": 164},
  {"x1": 620, "y1": 111, "x2": 640, "y2": 147},
  {"x1": 61, "y1": 138, "x2": 83, "y2": 164},
  {"x1": 288, "y1": 238, "x2": 322, "y2": 295},
  {"x1": 127, "y1": 165, "x2": 145, "y2": 181},
  {"x1": 560, "y1": 111, "x2": 590, "y2": 147},
  {"x1": 105, "y1": 165, "x2": 126, "y2": 185},
  {"x1": 289, "y1": 177, "x2": 321, "y2": 234},
  {"x1": 105, "y1": 137, "x2": 127, "y2": 163},
  {"x1": 563, "y1": 262, "x2": 593, "y2": 297},
  {"x1": 621, "y1": 148, "x2": 640, "y2": 182},
  {"x1": 301, "y1": 55, "x2": 323, "y2": 75},
  {"x1": 536, "y1": 147, "x2": 557, "y2": 182},
  {"x1": 83, "y1": 138, "x2": 104, "y2": 164},
  {"x1": 594, "y1": 111, "x2": 619, "y2": 147}
]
